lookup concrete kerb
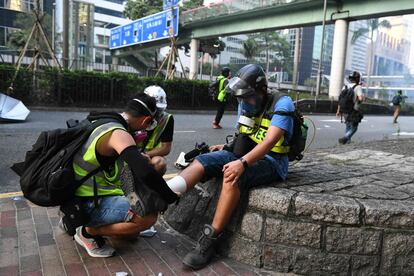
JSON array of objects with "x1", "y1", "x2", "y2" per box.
[{"x1": 163, "y1": 147, "x2": 414, "y2": 275}]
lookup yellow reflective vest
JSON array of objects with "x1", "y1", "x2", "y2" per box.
[
  {"x1": 73, "y1": 122, "x2": 126, "y2": 197},
  {"x1": 238, "y1": 96, "x2": 290, "y2": 154},
  {"x1": 138, "y1": 112, "x2": 172, "y2": 151},
  {"x1": 217, "y1": 75, "x2": 227, "y2": 102}
]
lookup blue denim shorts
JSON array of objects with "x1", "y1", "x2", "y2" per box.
[
  {"x1": 82, "y1": 196, "x2": 133, "y2": 228},
  {"x1": 195, "y1": 150, "x2": 285, "y2": 193}
]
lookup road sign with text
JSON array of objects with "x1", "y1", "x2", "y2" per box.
[
  {"x1": 163, "y1": 0, "x2": 180, "y2": 10},
  {"x1": 110, "y1": 7, "x2": 179, "y2": 50}
]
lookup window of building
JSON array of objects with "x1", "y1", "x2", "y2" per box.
[
  {"x1": 3, "y1": 0, "x2": 40, "y2": 12},
  {"x1": 104, "y1": 0, "x2": 125, "y2": 4},
  {"x1": 0, "y1": 26, "x2": 5, "y2": 46},
  {"x1": 95, "y1": 7, "x2": 124, "y2": 18}
]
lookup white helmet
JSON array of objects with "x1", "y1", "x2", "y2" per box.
[{"x1": 144, "y1": 85, "x2": 167, "y2": 111}]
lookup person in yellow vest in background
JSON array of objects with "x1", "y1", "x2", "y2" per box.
[
  {"x1": 134, "y1": 86, "x2": 174, "y2": 175},
  {"x1": 212, "y1": 67, "x2": 231, "y2": 129}
]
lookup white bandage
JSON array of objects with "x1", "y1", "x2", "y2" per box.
[{"x1": 166, "y1": 175, "x2": 187, "y2": 195}]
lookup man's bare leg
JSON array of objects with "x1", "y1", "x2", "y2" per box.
[
  {"x1": 177, "y1": 160, "x2": 205, "y2": 191},
  {"x1": 211, "y1": 179, "x2": 241, "y2": 233}
]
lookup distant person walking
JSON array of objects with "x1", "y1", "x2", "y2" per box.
[
  {"x1": 336, "y1": 71, "x2": 365, "y2": 144},
  {"x1": 392, "y1": 90, "x2": 404, "y2": 123},
  {"x1": 212, "y1": 67, "x2": 231, "y2": 129}
]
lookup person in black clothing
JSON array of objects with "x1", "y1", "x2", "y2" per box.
[
  {"x1": 134, "y1": 86, "x2": 174, "y2": 175},
  {"x1": 212, "y1": 67, "x2": 231, "y2": 129},
  {"x1": 392, "y1": 90, "x2": 404, "y2": 123}
]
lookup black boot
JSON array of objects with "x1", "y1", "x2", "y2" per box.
[{"x1": 182, "y1": 224, "x2": 219, "y2": 270}]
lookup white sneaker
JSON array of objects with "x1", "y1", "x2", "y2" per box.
[{"x1": 74, "y1": 227, "x2": 115, "y2": 257}]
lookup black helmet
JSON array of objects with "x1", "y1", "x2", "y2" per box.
[
  {"x1": 221, "y1": 67, "x2": 230, "y2": 77},
  {"x1": 349, "y1": 71, "x2": 361, "y2": 82},
  {"x1": 227, "y1": 64, "x2": 267, "y2": 98}
]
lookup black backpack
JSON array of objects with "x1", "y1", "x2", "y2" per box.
[
  {"x1": 273, "y1": 110, "x2": 308, "y2": 162},
  {"x1": 11, "y1": 112, "x2": 127, "y2": 207},
  {"x1": 208, "y1": 79, "x2": 220, "y2": 100},
  {"x1": 392, "y1": 95, "x2": 401, "y2": 105},
  {"x1": 338, "y1": 84, "x2": 357, "y2": 114}
]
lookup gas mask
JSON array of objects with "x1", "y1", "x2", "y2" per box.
[{"x1": 236, "y1": 94, "x2": 264, "y2": 129}]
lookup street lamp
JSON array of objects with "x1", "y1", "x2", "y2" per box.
[
  {"x1": 316, "y1": 0, "x2": 328, "y2": 97},
  {"x1": 102, "y1": 22, "x2": 110, "y2": 73},
  {"x1": 52, "y1": 2, "x2": 56, "y2": 51}
]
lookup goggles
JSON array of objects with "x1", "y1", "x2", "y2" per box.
[
  {"x1": 132, "y1": 98, "x2": 158, "y2": 130},
  {"x1": 226, "y1": 77, "x2": 256, "y2": 97}
]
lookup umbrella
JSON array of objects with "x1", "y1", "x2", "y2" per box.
[{"x1": 0, "y1": 93, "x2": 30, "y2": 122}]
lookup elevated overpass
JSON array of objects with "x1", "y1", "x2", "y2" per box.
[{"x1": 112, "y1": 0, "x2": 414, "y2": 98}]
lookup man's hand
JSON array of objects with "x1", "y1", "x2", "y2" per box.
[
  {"x1": 223, "y1": 160, "x2": 245, "y2": 186},
  {"x1": 336, "y1": 111, "x2": 341, "y2": 118},
  {"x1": 209, "y1": 144, "x2": 224, "y2": 152}
]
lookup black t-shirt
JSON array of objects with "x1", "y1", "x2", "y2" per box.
[{"x1": 146, "y1": 115, "x2": 174, "y2": 144}]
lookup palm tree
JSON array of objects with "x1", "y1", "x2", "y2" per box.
[
  {"x1": 242, "y1": 38, "x2": 259, "y2": 63},
  {"x1": 351, "y1": 18, "x2": 391, "y2": 92},
  {"x1": 252, "y1": 32, "x2": 292, "y2": 75}
]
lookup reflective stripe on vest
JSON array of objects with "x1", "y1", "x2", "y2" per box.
[
  {"x1": 143, "y1": 113, "x2": 172, "y2": 151},
  {"x1": 217, "y1": 75, "x2": 227, "y2": 102},
  {"x1": 239, "y1": 118, "x2": 289, "y2": 154},
  {"x1": 73, "y1": 122, "x2": 126, "y2": 197}
]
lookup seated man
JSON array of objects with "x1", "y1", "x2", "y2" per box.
[
  {"x1": 71, "y1": 94, "x2": 177, "y2": 257},
  {"x1": 134, "y1": 86, "x2": 174, "y2": 175},
  {"x1": 166, "y1": 64, "x2": 295, "y2": 269}
]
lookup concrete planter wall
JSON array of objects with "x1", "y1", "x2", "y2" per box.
[{"x1": 163, "y1": 150, "x2": 414, "y2": 275}]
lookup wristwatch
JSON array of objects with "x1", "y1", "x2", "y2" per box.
[{"x1": 239, "y1": 157, "x2": 249, "y2": 169}]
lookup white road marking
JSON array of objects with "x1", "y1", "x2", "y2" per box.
[
  {"x1": 392, "y1": 132, "x2": 414, "y2": 136},
  {"x1": 175, "y1": 130, "x2": 196, "y2": 133},
  {"x1": 320, "y1": 119, "x2": 341, "y2": 122},
  {"x1": 320, "y1": 119, "x2": 368, "y2": 122},
  {"x1": 324, "y1": 125, "x2": 332, "y2": 128}
]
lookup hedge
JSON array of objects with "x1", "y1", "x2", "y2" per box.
[{"x1": 0, "y1": 64, "x2": 236, "y2": 110}]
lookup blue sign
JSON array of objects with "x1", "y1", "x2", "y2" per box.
[
  {"x1": 163, "y1": 0, "x2": 180, "y2": 10},
  {"x1": 110, "y1": 7, "x2": 179, "y2": 50}
]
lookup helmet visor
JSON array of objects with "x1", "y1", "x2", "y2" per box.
[{"x1": 226, "y1": 77, "x2": 256, "y2": 98}]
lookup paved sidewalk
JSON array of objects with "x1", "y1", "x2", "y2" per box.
[
  {"x1": 1, "y1": 138, "x2": 413, "y2": 276},
  {"x1": 0, "y1": 197, "x2": 271, "y2": 276}
]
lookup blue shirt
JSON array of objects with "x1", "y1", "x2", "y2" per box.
[{"x1": 267, "y1": 95, "x2": 294, "y2": 180}]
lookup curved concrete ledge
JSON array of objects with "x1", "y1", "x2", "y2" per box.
[{"x1": 163, "y1": 150, "x2": 414, "y2": 275}]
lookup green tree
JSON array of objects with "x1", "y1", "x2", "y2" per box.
[
  {"x1": 124, "y1": 0, "x2": 163, "y2": 19},
  {"x1": 242, "y1": 38, "x2": 259, "y2": 62},
  {"x1": 251, "y1": 32, "x2": 292, "y2": 76},
  {"x1": 351, "y1": 18, "x2": 391, "y2": 92},
  {"x1": 8, "y1": 12, "x2": 54, "y2": 51}
]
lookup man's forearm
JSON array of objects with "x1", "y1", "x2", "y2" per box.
[{"x1": 146, "y1": 142, "x2": 171, "y2": 158}]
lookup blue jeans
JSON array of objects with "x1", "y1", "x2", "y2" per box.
[
  {"x1": 195, "y1": 150, "x2": 286, "y2": 194},
  {"x1": 82, "y1": 196, "x2": 133, "y2": 228},
  {"x1": 344, "y1": 121, "x2": 359, "y2": 143}
]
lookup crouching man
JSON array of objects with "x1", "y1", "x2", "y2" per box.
[
  {"x1": 71, "y1": 94, "x2": 177, "y2": 257},
  {"x1": 166, "y1": 64, "x2": 295, "y2": 269},
  {"x1": 135, "y1": 85, "x2": 174, "y2": 176}
]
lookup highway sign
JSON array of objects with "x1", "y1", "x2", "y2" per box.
[
  {"x1": 163, "y1": 0, "x2": 180, "y2": 10},
  {"x1": 110, "y1": 7, "x2": 179, "y2": 50}
]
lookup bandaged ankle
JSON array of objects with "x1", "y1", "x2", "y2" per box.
[{"x1": 166, "y1": 175, "x2": 187, "y2": 195}]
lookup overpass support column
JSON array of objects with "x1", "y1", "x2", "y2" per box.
[
  {"x1": 329, "y1": 19, "x2": 349, "y2": 99},
  {"x1": 189, "y1": 38, "x2": 199, "y2": 80}
]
